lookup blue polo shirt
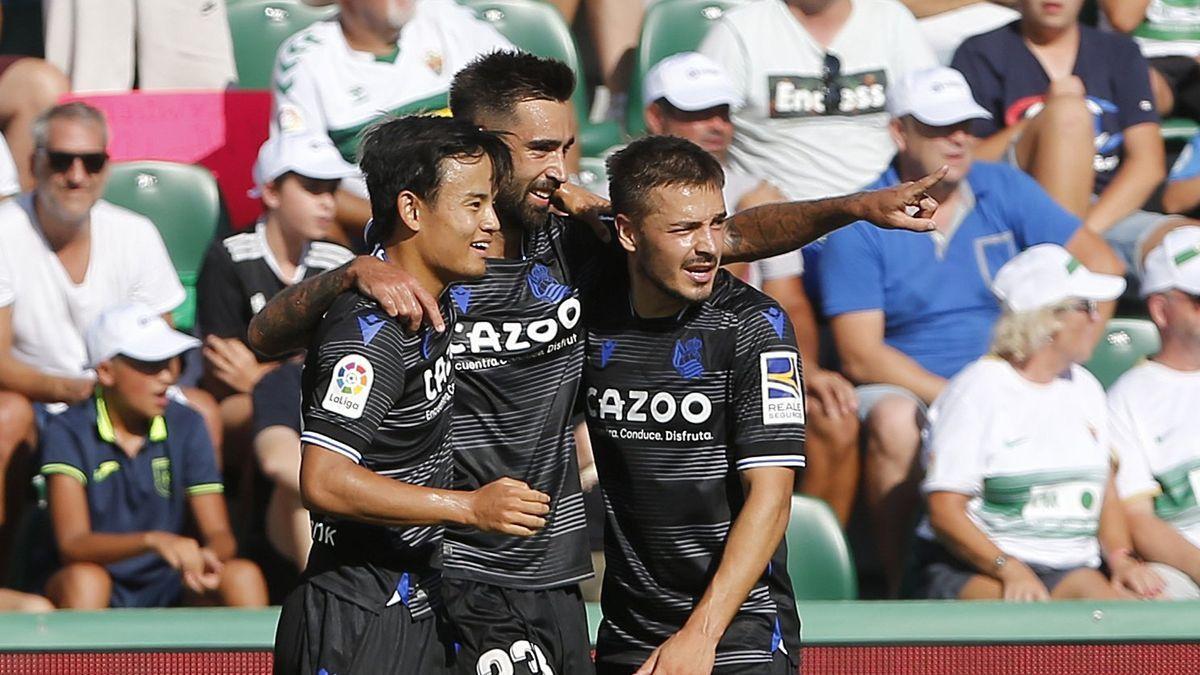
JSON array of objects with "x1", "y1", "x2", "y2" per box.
[
  {"x1": 40, "y1": 393, "x2": 223, "y2": 598},
  {"x1": 817, "y1": 161, "x2": 1080, "y2": 379}
]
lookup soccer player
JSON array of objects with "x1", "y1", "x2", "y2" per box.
[
  {"x1": 251, "y1": 52, "x2": 942, "y2": 675},
  {"x1": 272, "y1": 116, "x2": 552, "y2": 674},
  {"x1": 584, "y1": 135, "x2": 803, "y2": 674}
]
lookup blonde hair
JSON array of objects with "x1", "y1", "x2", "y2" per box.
[{"x1": 989, "y1": 299, "x2": 1076, "y2": 364}]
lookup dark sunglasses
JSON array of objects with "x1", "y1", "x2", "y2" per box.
[
  {"x1": 1064, "y1": 298, "x2": 1099, "y2": 316},
  {"x1": 823, "y1": 52, "x2": 842, "y2": 115},
  {"x1": 43, "y1": 149, "x2": 108, "y2": 174}
]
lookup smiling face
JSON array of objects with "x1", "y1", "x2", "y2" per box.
[
  {"x1": 485, "y1": 98, "x2": 575, "y2": 230},
  {"x1": 403, "y1": 153, "x2": 501, "y2": 284},
  {"x1": 618, "y1": 182, "x2": 727, "y2": 311}
]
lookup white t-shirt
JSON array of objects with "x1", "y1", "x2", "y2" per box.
[
  {"x1": 271, "y1": 0, "x2": 513, "y2": 170},
  {"x1": 1109, "y1": 359, "x2": 1200, "y2": 548},
  {"x1": 0, "y1": 135, "x2": 19, "y2": 198},
  {"x1": 700, "y1": 0, "x2": 936, "y2": 200},
  {"x1": 0, "y1": 194, "x2": 186, "y2": 377},
  {"x1": 921, "y1": 357, "x2": 1111, "y2": 569},
  {"x1": 916, "y1": 3, "x2": 1020, "y2": 65}
]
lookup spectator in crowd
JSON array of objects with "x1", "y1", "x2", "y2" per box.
[
  {"x1": 0, "y1": 44, "x2": 69, "y2": 190},
  {"x1": 699, "y1": 0, "x2": 937, "y2": 201},
  {"x1": 643, "y1": 52, "x2": 860, "y2": 525},
  {"x1": 40, "y1": 303, "x2": 268, "y2": 609},
  {"x1": 271, "y1": 0, "x2": 514, "y2": 239},
  {"x1": 0, "y1": 136, "x2": 21, "y2": 200},
  {"x1": 1109, "y1": 226, "x2": 1200, "y2": 599},
  {"x1": 196, "y1": 133, "x2": 355, "y2": 573},
  {"x1": 1100, "y1": 0, "x2": 1200, "y2": 119},
  {"x1": 818, "y1": 67, "x2": 1123, "y2": 594},
  {"x1": 952, "y1": 0, "x2": 1195, "y2": 272},
  {"x1": 1163, "y1": 135, "x2": 1200, "y2": 215},
  {"x1": 919, "y1": 244, "x2": 1164, "y2": 601},
  {"x1": 546, "y1": 0, "x2": 642, "y2": 119},
  {"x1": 900, "y1": 0, "x2": 1019, "y2": 65},
  {"x1": 0, "y1": 102, "x2": 219, "y2": 553},
  {"x1": 43, "y1": 0, "x2": 236, "y2": 93}
]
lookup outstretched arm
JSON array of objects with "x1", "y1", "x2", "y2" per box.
[{"x1": 721, "y1": 167, "x2": 945, "y2": 263}]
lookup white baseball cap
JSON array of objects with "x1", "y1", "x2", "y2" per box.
[
  {"x1": 86, "y1": 303, "x2": 201, "y2": 368},
  {"x1": 1141, "y1": 226, "x2": 1200, "y2": 297},
  {"x1": 643, "y1": 52, "x2": 744, "y2": 112},
  {"x1": 991, "y1": 244, "x2": 1126, "y2": 313},
  {"x1": 250, "y1": 132, "x2": 356, "y2": 197},
  {"x1": 887, "y1": 66, "x2": 992, "y2": 127}
]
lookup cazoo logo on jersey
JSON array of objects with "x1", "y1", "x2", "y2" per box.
[
  {"x1": 450, "y1": 297, "x2": 581, "y2": 355},
  {"x1": 585, "y1": 387, "x2": 713, "y2": 424}
]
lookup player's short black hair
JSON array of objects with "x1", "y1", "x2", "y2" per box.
[
  {"x1": 359, "y1": 115, "x2": 512, "y2": 247},
  {"x1": 450, "y1": 50, "x2": 575, "y2": 125},
  {"x1": 606, "y1": 135, "x2": 725, "y2": 223}
]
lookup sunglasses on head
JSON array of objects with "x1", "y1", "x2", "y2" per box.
[
  {"x1": 823, "y1": 52, "x2": 842, "y2": 115},
  {"x1": 43, "y1": 149, "x2": 108, "y2": 174}
]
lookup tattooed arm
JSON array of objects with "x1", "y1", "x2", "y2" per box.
[
  {"x1": 247, "y1": 256, "x2": 445, "y2": 358},
  {"x1": 721, "y1": 167, "x2": 946, "y2": 263}
]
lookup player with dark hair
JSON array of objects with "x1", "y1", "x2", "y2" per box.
[
  {"x1": 585, "y1": 135, "x2": 803, "y2": 674},
  {"x1": 272, "y1": 115, "x2": 554, "y2": 675},
  {"x1": 252, "y1": 51, "x2": 943, "y2": 675}
]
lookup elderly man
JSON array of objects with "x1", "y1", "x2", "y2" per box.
[
  {"x1": 1109, "y1": 226, "x2": 1200, "y2": 600},
  {"x1": 816, "y1": 66, "x2": 1122, "y2": 595}
]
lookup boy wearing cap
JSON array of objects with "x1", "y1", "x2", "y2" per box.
[
  {"x1": 817, "y1": 66, "x2": 1123, "y2": 595},
  {"x1": 643, "y1": 52, "x2": 861, "y2": 526},
  {"x1": 196, "y1": 132, "x2": 354, "y2": 575},
  {"x1": 1109, "y1": 226, "x2": 1200, "y2": 599},
  {"x1": 39, "y1": 303, "x2": 268, "y2": 609}
]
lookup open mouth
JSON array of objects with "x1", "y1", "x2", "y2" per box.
[
  {"x1": 469, "y1": 240, "x2": 492, "y2": 256},
  {"x1": 684, "y1": 262, "x2": 716, "y2": 284}
]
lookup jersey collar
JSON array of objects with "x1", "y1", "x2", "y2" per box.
[{"x1": 95, "y1": 391, "x2": 167, "y2": 444}]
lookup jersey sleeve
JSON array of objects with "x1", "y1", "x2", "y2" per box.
[
  {"x1": 1108, "y1": 385, "x2": 1160, "y2": 500},
  {"x1": 816, "y1": 224, "x2": 885, "y2": 317},
  {"x1": 1002, "y1": 166, "x2": 1082, "y2": 248},
  {"x1": 730, "y1": 301, "x2": 806, "y2": 472},
  {"x1": 127, "y1": 216, "x2": 187, "y2": 316},
  {"x1": 921, "y1": 378, "x2": 988, "y2": 496},
  {"x1": 40, "y1": 413, "x2": 89, "y2": 486},
  {"x1": 299, "y1": 306, "x2": 410, "y2": 464},
  {"x1": 271, "y1": 34, "x2": 327, "y2": 137},
  {"x1": 1110, "y1": 36, "x2": 1159, "y2": 131},
  {"x1": 178, "y1": 408, "x2": 224, "y2": 497},
  {"x1": 951, "y1": 37, "x2": 1003, "y2": 138},
  {"x1": 195, "y1": 241, "x2": 248, "y2": 340}
]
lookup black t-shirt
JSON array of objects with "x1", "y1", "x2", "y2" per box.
[
  {"x1": 196, "y1": 222, "x2": 353, "y2": 353},
  {"x1": 298, "y1": 283, "x2": 456, "y2": 618},
  {"x1": 583, "y1": 270, "x2": 805, "y2": 669},
  {"x1": 441, "y1": 214, "x2": 613, "y2": 590}
]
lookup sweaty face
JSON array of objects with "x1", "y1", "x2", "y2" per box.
[
  {"x1": 624, "y1": 183, "x2": 726, "y2": 308},
  {"x1": 1018, "y1": 0, "x2": 1083, "y2": 31},
  {"x1": 650, "y1": 104, "x2": 734, "y2": 161},
  {"x1": 896, "y1": 117, "x2": 974, "y2": 186},
  {"x1": 268, "y1": 173, "x2": 340, "y2": 243},
  {"x1": 489, "y1": 99, "x2": 575, "y2": 230},
  {"x1": 99, "y1": 356, "x2": 181, "y2": 419},
  {"x1": 414, "y1": 154, "x2": 501, "y2": 283},
  {"x1": 34, "y1": 118, "x2": 108, "y2": 225}
]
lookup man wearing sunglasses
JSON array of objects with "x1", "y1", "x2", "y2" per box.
[
  {"x1": 0, "y1": 102, "x2": 197, "y2": 565},
  {"x1": 699, "y1": 0, "x2": 937, "y2": 202}
]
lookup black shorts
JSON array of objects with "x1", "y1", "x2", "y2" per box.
[
  {"x1": 594, "y1": 650, "x2": 794, "y2": 675},
  {"x1": 914, "y1": 539, "x2": 1087, "y2": 600},
  {"x1": 442, "y1": 577, "x2": 594, "y2": 675},
  {"x1": 274, "y1": 581, "x2": 454, "y2": 675},
  {"x1": 253, "y1": 362, "x2": 303, "y2": 435}
]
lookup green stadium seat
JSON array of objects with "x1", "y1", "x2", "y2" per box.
[
  {"x1": 103, "y1": 162, "x2": 222, "y2": 333},
  {"x1": 1084, "y1": 318, "x2": 1161, "y2": 389},
  {"x1": 1162, "y1": 117, "x2": 1199, "y2": 144},
  {"x1": 786, "y1": 494, "x2": 857, "y2": 600},
  {"x1": 626, "y1": 0, "x2": 749, "y2": 137},
  {"x1": 227, "y1": 0, "x2": 335, "y2": 90},
  {"x1": 574, "y1": 156, "x2": 609, "y2": 196},
  {"x1": 460, "y1": 0, "x2": 623, "y2": 156}
]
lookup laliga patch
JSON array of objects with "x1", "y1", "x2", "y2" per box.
[
  {"x1": 760, "y1": 351, "x2": 805, "y2": 426},
  {"x1": 322, "y1": 354, "x2": 374, "y2": 420}
]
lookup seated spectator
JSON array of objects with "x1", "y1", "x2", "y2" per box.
[
  {"x1": 197, "y1": 132, "x2": 355, "y2": 572},
  {"x1": 952, "y1": 0, "x2": 1195, "y2": 271},
  {"x1": 0, "y1": 102, "x2": 219, "y2": 549},
  {"x1": 901, "y1": 0, "x2": 1019, "y2": 65},
  {"x1": 43, "y1": 0, "x2": 236, "y2": 93},
  {"x1": 642, "y1": 52, "x2": 860, "y2": 525},
  {"x1": 1100, "y1": 0, "x2": 1200, "y2": 119},
  {"x1": 40, "y1": 304, "x2": 267, "y2": 609},
  {"x1": 699, "y1": 0, "x2": 937, "y2": 201},
  {"x1": 271, "y1": 0, "x2": 514, "y2": 240},
  {"x1": 1108, "y1": 226, "x2": 1200, "y2": 599},
  {"x1": 919, "y1": 244, "x2": 1163, "y2": 601},
  {"x1": 818, "y1": 66, "x2": 1122, "y2": 594}
]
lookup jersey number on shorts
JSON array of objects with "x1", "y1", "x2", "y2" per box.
[{"x1": 476, "y1": 640, "x2": 554, "y2": 675}]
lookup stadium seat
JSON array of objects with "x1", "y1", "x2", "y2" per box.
[
  {"x1": 1084, "y1": 318, "x2": 1161, "y2": 389},
  {"x1": 786, "y1": 495, "x2": 857, "y2": 600},
  {"x1": 103, "y1": 162, "x2": 222, "y2": 333},
  {"x1": 626, "y1": 0, "x2": 749, "y2": 136},
  {"x1": 460, "y1": 0, "x2": 623, "y2": 156},
  {"x1": 227, "y1": 0, "x2": 336, "y2": 90},
  {"x1": 574, "y1": 156, "x2": 609, "y2": 196},
  {"x1": 1162, "y1": 118, "x2": 1199, "y2": 145}
]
